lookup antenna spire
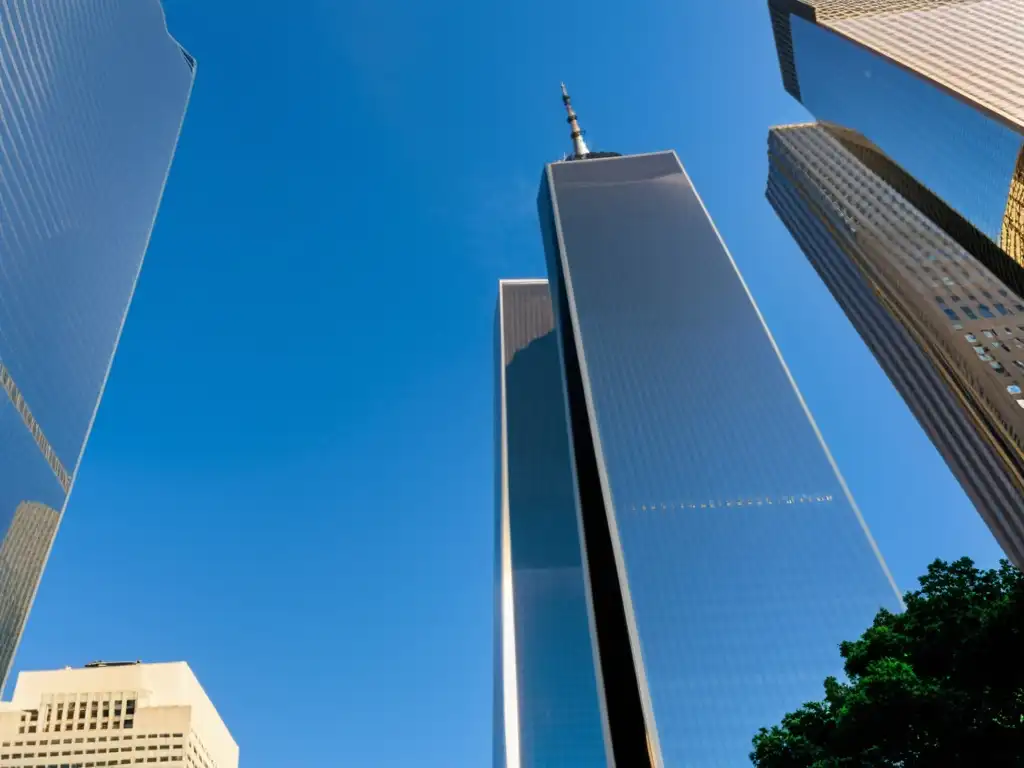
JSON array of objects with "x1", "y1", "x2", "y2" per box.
[{"x1": 561, "y1": 82, "x2": 590, "y2": 159}]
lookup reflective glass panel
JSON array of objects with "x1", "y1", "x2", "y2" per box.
[
  {"x1": 544, "y1": 153, "x2": 902, "y2": 767},
  {"x1": 495, "y1": 282, "x2": 606, "y2": 767},
  {"x1": 790, "y1": 16, "x2": 1023, "y2": 244},
  {"x1": 0, "y1": 0, "x2": 194, "y2": 689}
]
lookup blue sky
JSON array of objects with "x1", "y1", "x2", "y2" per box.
[{"x1": 10, "y1": 0, "x2": 1006, "y2": 765}]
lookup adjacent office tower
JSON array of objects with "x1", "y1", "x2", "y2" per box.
[
  {"x1": 0, "y1": 661, "x2": 238, "y2": 767},
  {"x1": 767, "y1": 0, "x2": 1024, "y2": 265},
  {"x1": 0, "y1": 2, "x2": 195, "y2": 689},
  {"x1": 767, "y1": 0, "x2": 1024, "y2": 564},
  {"x1": 494, "y1": 280, "x2": 606, "y2": 767},
  {"x1": 767, "y1": 123, "x2": 1024, "y2": 566},
  {"x1": 494, "y1": 87, "x2": 903, "y2": 768}
]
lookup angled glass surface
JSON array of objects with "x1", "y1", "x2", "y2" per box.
[
  {"x1": 0, "y1": 0, "x2": 195, "y2": 467},
  {"x1": 495, "y1": 283, "x2": 606, "y2": 768},
  {"x1": 790, "y1": 16, "x2": 1024, "y2": 246},
  {"x1": 0, "y1": 0, "x2": 194, "y2": 690},
  {"x1": 543, "y1": 152, "x2": 902, "y2": 767}
]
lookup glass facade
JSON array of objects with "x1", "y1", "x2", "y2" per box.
[
  {"x1": 770, "y1": 0, "x2": 1024, "y2": 265},
  {"x1": 494, "y1": 281, "x2": 606, "y2": 768},
  {"x1": 539, "y1": 152, "x2": 903, "y2": 766},
  {"x1": 0, "y1": 1, "x2": 195, "y2": 688},
  {"x1": 790, "y1": 15, "x2": 1022, "y2": 244}
]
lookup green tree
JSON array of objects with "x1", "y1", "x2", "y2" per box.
[{"x1": 750, "y1": 557, "x2": 1024, "y2": 767}]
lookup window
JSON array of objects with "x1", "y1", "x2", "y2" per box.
[
  {"x1": 944, "y1": 308, "x2": 960, "y2": 320},
  {"x1": 991, "y1": 361, "x2": 1006, "y2": 373},
  {"x1": 1017, "y1": 399, "x2": 1024, "y2": 409},
  {"x1": 984, "y1": 329, "x2": 997, "y2": 338},
  {"x1": 961, "y1": 306, "x2": 978, "y2": 320},
  {"x1": 980, "y1": 305, "x2": 995, "y2": 318},
  {"x1": 1008, "y1": 385, "x2": 1021, "y2": 394},
  {"x1": 980, "y1": 354, "x2": 994, "y2": 362},
  {"x1": 965, "y1": 333, "x2": 977, "y2": 342},
  {"x1": 995, "y1": 303, "x2": 1011, "y2": 316}
]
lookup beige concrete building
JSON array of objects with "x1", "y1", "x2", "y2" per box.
[{"x1": 0, "y1": 662, "x2": 237, "y2": 768}]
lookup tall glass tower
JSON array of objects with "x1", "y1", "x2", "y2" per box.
[
  {"x1": 0, "y1": 1, "x2": 195, "y2": 688},
  {"x1": 768, "y1": 0, "x2": 1024, "y2": 266},
  {"x1": 494, "y1": 280, "x2": 606, "y2": 768},
  {"x1": 495, "y1": 87, "x2": 903, "y2": 767}
]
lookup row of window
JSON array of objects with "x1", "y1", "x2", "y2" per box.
[
  {"x1": 3, "y1": 743, "x2": 180, "y2": 759},
  {"x1": 4, "y1": 736, "x2": 181, "y2": 749},
  {"x1": 32, "y1": 701, "x2": 136, "y2": 722},
  {"x1": 27, "y1": 701, "x2": 136, "y2": 719},
  {"x1": 942, "y1": 304, "x2": 1019, "y2": 321},
  {"x1": 0, "y1": 758, "x2": 181, "y2": 766},
  {"x1": 19, "y1": 722, "x2": 132, "y2": 734}
]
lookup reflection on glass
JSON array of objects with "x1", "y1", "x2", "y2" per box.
[
  {"x1": 540, "y1": 152, "x2": 902, "y2": 767},
  {"x1": 0, "y1": 0, "x2": 195, "y2": 690},
  {"x1": 0, "y1": 502, "x2": 60, "y2": 688},
  {"x1": 1004, "y1": 149, "x2": 1024, "y2": 264},
  {"x1": 790, "y1": 15, "x2": 1022, "y2": 245},
  {"x1": 494, "y1": 281, "x2": 606, "y2": 767},
  {"x1": 770, "y1": 0, "x2": 1024, "y2": 267}
]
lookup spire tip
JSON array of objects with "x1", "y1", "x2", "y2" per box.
[{"x1": 559, "y1": 82, "x2": 590, "y2": 159}]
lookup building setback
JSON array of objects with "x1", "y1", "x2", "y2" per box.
[
  {"x1": 0, "y1": 0, "x2": 195, "y2": 688},
  {"x1": 767, "y1": 121, "x2": 1024, "y2": 566}
]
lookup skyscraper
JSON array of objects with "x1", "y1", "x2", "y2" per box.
[
  {"x1": 0, "y1": 661, "x2": 238, "y2": 767},
  {"x1": 495, "y1": 87, "x2": 903, "y2": 767},
  {"x1": 767, "y1": 121, "x2": 1024, "y2": 566},
  {"x1": 0, "y1": 1, "x2": 195, "y2": 688},
  {"x1": 494, "y1": 280, "x2": 605, "y2": 768},
  {"x1": 768, "y1": 0, "x2": 1024, "y2": 265}
]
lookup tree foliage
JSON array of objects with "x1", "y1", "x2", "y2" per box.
[{"x1": 750, "y1": 557, "x2": 1024, "y2": 767}]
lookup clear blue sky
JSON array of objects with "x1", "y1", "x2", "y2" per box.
[{"x1": 10, "y1": 0, "x2": 1005, "y2": 765}]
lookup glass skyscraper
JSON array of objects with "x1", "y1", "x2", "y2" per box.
[
  {"x1": 0, "y1": 1, "x2": 195, "y2": 688},
  {"x1": 494, "y1": 280, "x2": 606, "y2": 768},
  {"x1": 495, "y1": 89, "x2": 904, "y2": 767},
  {"x1": 768, "y1": 0, "x2": 1024, "y2": 265},
  {"x1": 767, "y1": 122, "x2": 1024, "y2": 566}
]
